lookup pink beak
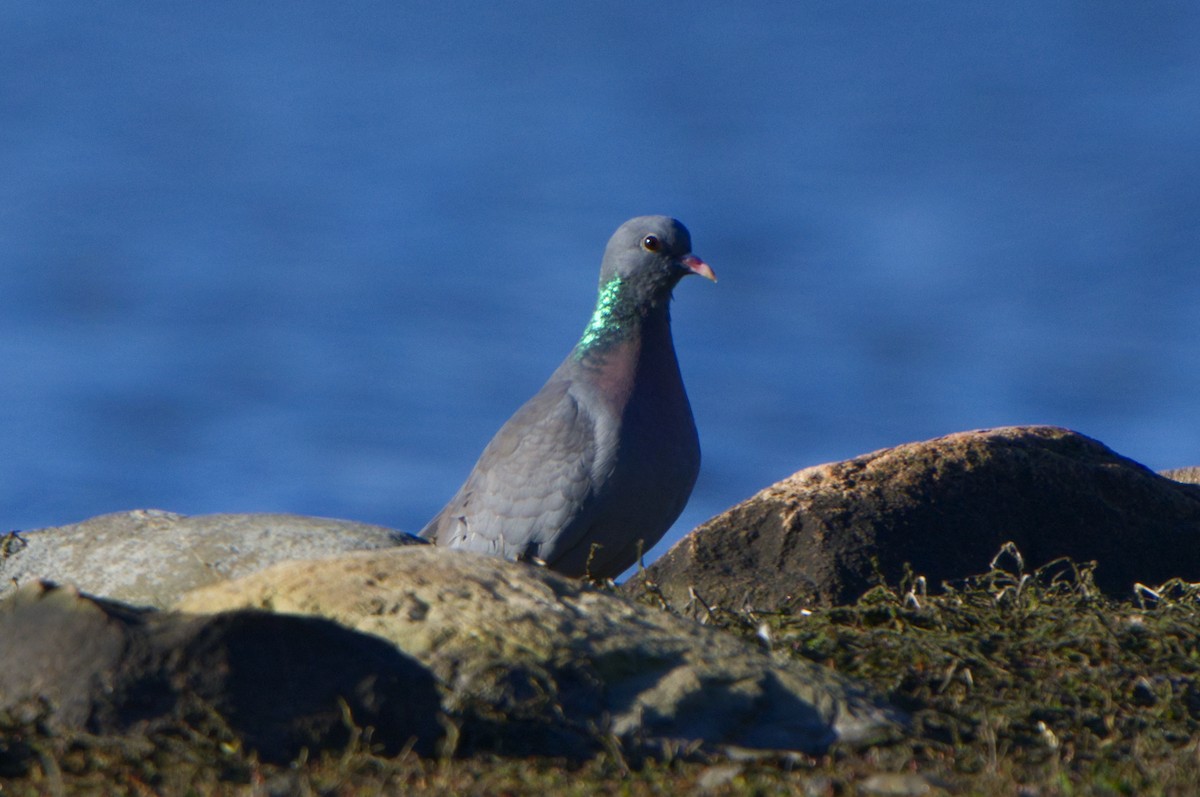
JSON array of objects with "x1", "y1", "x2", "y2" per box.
[{"x1": 680, "y1": 254, "x2": 717, "y2": 282}]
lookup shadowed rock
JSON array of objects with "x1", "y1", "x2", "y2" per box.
[
  {"x1": 0, "y1": 581, "x2": 441, "y2": 762},
  {"x1": 0, "y1": 510, "x2": 421, "y2": 607},
  {"x1": 178, "y1": 546, "x2": 901, "y2": 757},
  {"x1": 626, "y1": 426, "x2": 1200, "y2": 611}
]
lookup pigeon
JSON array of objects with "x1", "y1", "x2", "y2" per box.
[{"x1": 420, "y1": 216, "x2": 716, "y2": 579}]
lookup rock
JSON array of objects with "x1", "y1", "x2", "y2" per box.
[
  {"x1": 1162, "y1": 466, "x2": 1200, "y2": 485},
  {"x1": 0, "y1": 581, "x2": 441, "y2": 762},
  {"x1": 625, "y1": 426, "x2": 1200, "y2": 610},
  {"x1": 0, "y1": 510, "x2": 421, "y2": 607},
  {"x1": 178, "y1": 546, "x2": 901, "y2": 757},
  {"x1": 858, "y1": 772, "x2": 945, "y2": 796}
]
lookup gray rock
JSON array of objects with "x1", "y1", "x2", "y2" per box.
[
  {"x1": 0, "y1": 510, "x2": 421, "y2": 607},
  {"x1": 0, "y1": 581, "x2": 441, "y2": 762},
  {"x1": 178, "y1": 546, "x2": 901, "y2": 757},
  {"x1": 626, "y1": 426, "x2": 1200, "y2": 610},
  {"x1": 858, "y1": 772, "x2": 945, "y2": 796}
]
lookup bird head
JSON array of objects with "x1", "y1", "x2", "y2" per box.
[{"x1": 598, "y1": 216, "x2": 716, "y2": 297}]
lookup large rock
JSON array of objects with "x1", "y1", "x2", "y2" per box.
[
  {"x1": 626, "y1": 426, "x2": 1200, "y2": 610},
  {"x1": 178, "y1": 546, "x2": 900, "y2": 757},
  {"x1": 0, "y1": 581, "x2": 441, "y2": 762},
  {"x1": 0, "y1": 510, "x2": 421, "y2": 607}
]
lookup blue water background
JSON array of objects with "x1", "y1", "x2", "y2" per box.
[{"x1": 3, "y1": 3, "x2": 1198, "y2": 575}]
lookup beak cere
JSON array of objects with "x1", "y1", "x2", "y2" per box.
[{"x1": 680, "y1": 254, "x2": 717, "y2": 282}]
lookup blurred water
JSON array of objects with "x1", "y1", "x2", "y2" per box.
[{"x1": 2, "y1": 2, "x2": 1198, "y2": 575}]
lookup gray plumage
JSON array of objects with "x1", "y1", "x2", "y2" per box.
[{"x1": 420, "y1": 216, "x2": 715, "y2": 579}]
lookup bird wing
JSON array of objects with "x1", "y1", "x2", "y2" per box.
[{"x1": 419, "y1": 378, "x2": 607, "y2": 563}]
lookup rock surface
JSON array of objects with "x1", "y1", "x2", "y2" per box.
[
  {"x1": 626, "y1": 426, "x2": 1200, "y2": 611},
  {"x1": 0, "y1": 581, "x2": 441, "y2": 762},
  {"x1": 0, "y1": 510, "x2": 420, "y2": 607},
  {"x1": 1162, "y1": 466, "x2": 1200, "y2": 485},
  {"x1": 178, "y1": 546, "x2": 901, "y2": 757}
]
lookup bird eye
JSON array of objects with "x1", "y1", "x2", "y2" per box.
[{"x1": 642, "y1": 235, "x2": 661, "y2": 252}]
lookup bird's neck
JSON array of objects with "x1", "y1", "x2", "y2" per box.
[
  {"x1": 569, "y1": 276, "x2": 680, "y2": 409},
  {"x1": 573, "y1": 275, "x2": 667, "y2": 363}
]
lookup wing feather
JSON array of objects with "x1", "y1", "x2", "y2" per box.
[{"x1": 419, "y1": 379, "x2": 602, "y2": 563}]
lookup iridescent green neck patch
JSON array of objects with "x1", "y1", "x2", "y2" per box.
[{"x1": 574, "y1": 276, "x2": 627, "y2": 358}]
